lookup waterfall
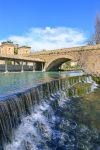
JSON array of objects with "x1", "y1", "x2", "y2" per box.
[{"x1": 0, "y1": 75, "x2": 95, "y2": 150}]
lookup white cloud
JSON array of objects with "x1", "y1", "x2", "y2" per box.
[{"x1": 2, "y1": 27, "x2": 87, "y2": 51}]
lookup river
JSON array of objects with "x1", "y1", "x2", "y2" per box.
[{"x1": 0, "y1": 71, "x2": 100, "y2": 150}]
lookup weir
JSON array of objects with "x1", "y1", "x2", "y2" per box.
[{"x1": 0, "y1": 75, "x2": 95, "y2": 149}]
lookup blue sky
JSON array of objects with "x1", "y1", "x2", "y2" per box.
[{"x1": 0, "y1": 0, "x2": 100, "y2": 50}]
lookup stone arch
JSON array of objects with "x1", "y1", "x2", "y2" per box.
[{"x1": 44, "y1": 55, "x2": 74, "y2": 71}]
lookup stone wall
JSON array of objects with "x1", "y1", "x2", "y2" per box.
[
  {"x1": 0, "y1": 43, "x2": 14, "y2": 55},
  {"x1": 18, "y1": 46, "x2": 31, "y2": 56}
]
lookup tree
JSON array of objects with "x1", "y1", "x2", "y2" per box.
[
  {"x1": 87, "y1": 35, "x2": 95, "y2": 45},
  {"x1": 95, "y1": 13, "x2": 100, "y2": 44},
  {"x1": 14, "y1": 47, "x2": 18, "y2": 54},
  {"x1": 87, "y1": 13, "x2": 100, "y2": 45},
  {"x1": 1, "y1": 40, "x2": 13, "y2": 44}
]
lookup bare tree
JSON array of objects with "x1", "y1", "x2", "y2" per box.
[
  {"x1": 95, "y1": 13, "x2": 100, "y2": 44},
  {"x1": 87, "y1": 13, "x2": 100, "y2": 45}
]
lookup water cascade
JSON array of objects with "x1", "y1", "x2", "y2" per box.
[{"x1": 0, "y1": 75, "x2": 99, "y2": 150}]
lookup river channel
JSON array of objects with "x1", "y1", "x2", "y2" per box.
[{"x1": 0, "y1": 71, "x2": 100, "y2": 150}]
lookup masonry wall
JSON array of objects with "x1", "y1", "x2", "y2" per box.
[
  {"x1": 18, "y1": 47, "x2": 31, "y2": 56},
  {"x1": 83, "y1": 53, "x2": 100, "y2": 76},
  {"x1": 0, "y1": 44, "x2": 14, "y2": 55}
]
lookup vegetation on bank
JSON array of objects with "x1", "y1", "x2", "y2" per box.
[
  {"x1": 60, "y1": 61, "x2": 81, "y2": 71},
  {"x1": 92, "y1": 76, "x2": 100, "y2": 84},
  {"x1": 61, "y1": 65, "x2": 81, "y2": 71},
  {"x1": 68, "y1": 83, "x2": 91, "y2": 97}
]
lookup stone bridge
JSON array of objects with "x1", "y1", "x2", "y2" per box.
[{"x1": 31, "y1": 45, "x2": 100, "y2": 76}]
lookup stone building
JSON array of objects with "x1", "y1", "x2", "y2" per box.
[
  {"x1": 0, "y1": 41, "x2": 32, "y2": 65},
  {"x1": 0, "y1": 41, "x2": 15, "y2": 55},
  {"x1": 0, "y1": 41, "x2": 31, "y2": 56},
  {"x1": 18, "y1": 46, "x2": 31, "y2": 56}
]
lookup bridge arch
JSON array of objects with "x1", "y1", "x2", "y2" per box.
[{"x1": 44, "y1": 55, "x2": 74, "y2": 71}]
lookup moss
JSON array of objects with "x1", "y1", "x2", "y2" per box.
[{"x1": 92, "y1": 76, "x2": 100, "y2": 84}]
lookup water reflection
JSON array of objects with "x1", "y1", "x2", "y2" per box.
[{"x1": 0, "y1": 71, "x2": 84, "y2": 96}]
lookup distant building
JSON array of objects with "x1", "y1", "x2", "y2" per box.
[
  {"x1": 18, "y1": 46, "x2": 31, "y2": 56},
  {"x1": 0, "y1": 41, "x2": 31, "y2": 56},
  {"x1": 0, "y1": 41, "x2": 15, "y2": 55}
]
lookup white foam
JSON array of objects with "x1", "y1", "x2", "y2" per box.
[{"x1": 4, "y1": 101, "x2": 52, "y2": 150}]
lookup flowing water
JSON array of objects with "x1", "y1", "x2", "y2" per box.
[{"x1": 0, "y1": 71, "x2": 100, "y2": 150}]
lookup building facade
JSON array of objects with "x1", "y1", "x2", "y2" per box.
[
  {"x1": 0, "y1": 42, "x2": 15, "y2": 55},
  {"x1": 18, "y1": 46, "x2": 31, "y2": 56},
  {"x1": 0, "y1": 42, "x2": 31, "y2": 56}
]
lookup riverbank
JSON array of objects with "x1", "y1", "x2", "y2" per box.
[{"x1": 92, "y1": 76, "x2": 100, "y2": 84}]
